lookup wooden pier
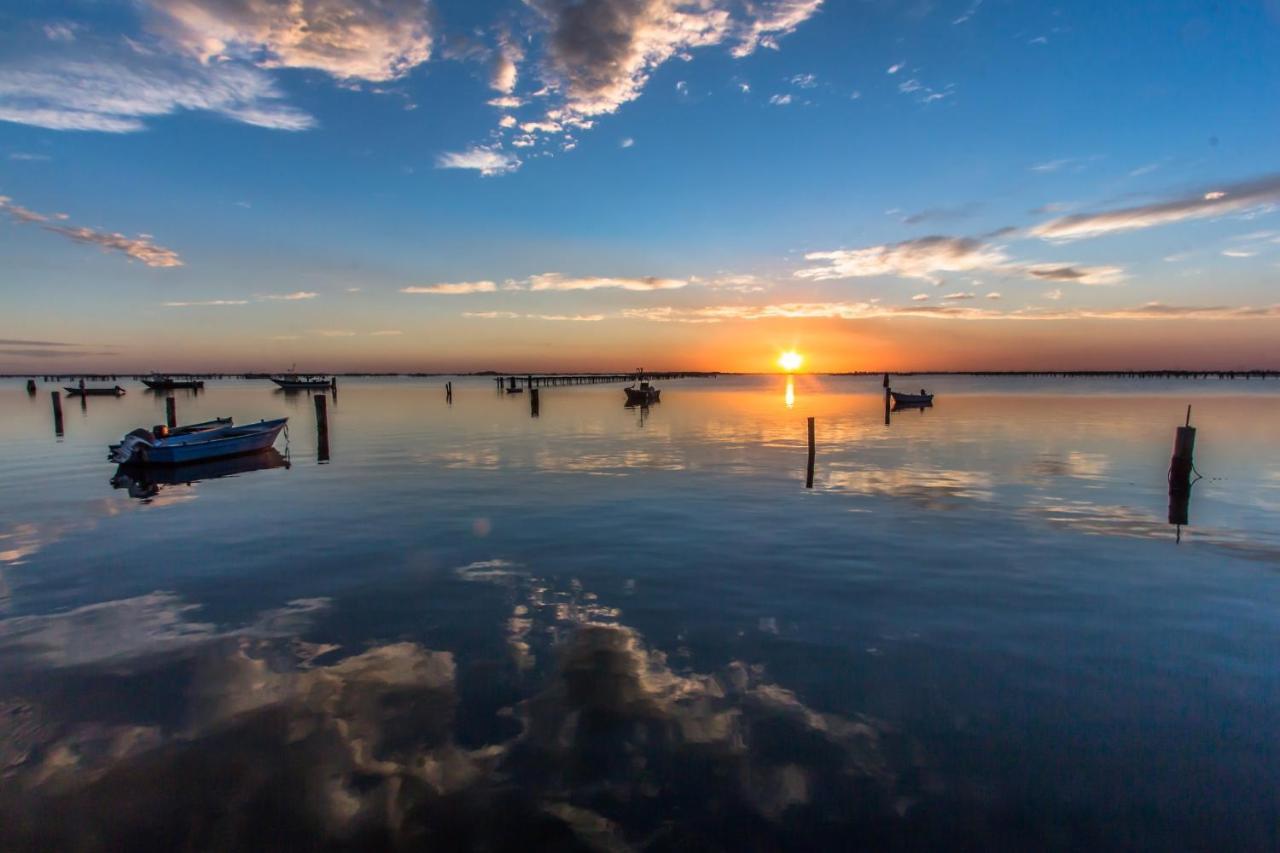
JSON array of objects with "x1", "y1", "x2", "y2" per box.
[{"x1": 492, "y1": 371, "x2": 718, "y2": 389}]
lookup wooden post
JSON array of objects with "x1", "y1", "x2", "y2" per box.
[
  {"x1": 530, "y1": 387, "x2": 540, "y2": 417},
  {"x1": 26, "y1": 379, "x2": 37, "y2": 394},
  {"x1": 51, "y1": 391, "x2": 64, "y2": 436},
  {"x1": 884, "y1": 386, "x2": 891, "y2": 425},
  {"x1": 446, "y1": 380, "x2": 452, "y2": 404},
  {"x1": 1168, "y1": 405, "x2": 1196, "y2": 541},
  {"x1": 315, "y1": 394, "x2": 330, "y2": 463},
  {"x1": 805, "y1": 416, "x2": 815, "y2": 488},
  {"x1": 165, "y1": 395, "x2": 177, "y2": 428}
]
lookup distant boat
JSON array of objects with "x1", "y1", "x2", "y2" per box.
[
  {"x1": 142, "y1": 376, "x2": 204, "y2": 390},
  {"x1": 890, "y1": 391, "x2": 934, "y2": 405},
  {"x1": 271, "y1": 375, "x2": 334, "y2": 390},
  {"x1": 624, "y1": 371, "x2": 661, "y2": 406},
  {"x1": 65, "y1": 385, "x2": 126, "y2": 397},
  {"x1": 109, "y1": 417, "x2": 287, "y2": 465}
]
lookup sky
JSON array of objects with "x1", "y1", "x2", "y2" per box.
[{"x1": 1, "y1": 0, "x2": 1278, "y2": 373}]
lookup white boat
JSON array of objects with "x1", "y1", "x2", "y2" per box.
[{"x1": 890, "y1": 391, "x2": 934, "y2": 405}]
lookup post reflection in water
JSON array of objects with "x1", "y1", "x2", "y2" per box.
[{"x1": 0, "y1": 377, "x2": 1279, "y2": 850}]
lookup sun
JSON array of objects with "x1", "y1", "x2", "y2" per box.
[{"x1": 778, "y1": 350, "x2": 804, "y2": 372}]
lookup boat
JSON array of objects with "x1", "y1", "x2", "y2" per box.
[
  {"x1": 108, "y1": 418, "x2": 287, "y2": 465},
  {"x1": 624, "y1": 374, "x2": 661, "y2": 407},
  {"x1": 890, "y1": 391, "x2": 934, "y2": 405},
  {"x1": 270, "y1": 374, "x2": 334, "y2": 390},
  {"x1": 142, "y1": 376, "x2": 205, "y2": 390},
  {"x1": 111, "y1": 448, "x2": 289, "y2": 499},
  {"x1": 65, "y1": 385, "x2": 126, "y2": 397},
  {"x1": 168, "y1": 417, "x2": 234, "y2": 436}
]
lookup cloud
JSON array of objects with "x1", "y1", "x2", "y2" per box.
[
  {"x1": 901, "y1": 202, "x2": 981, "y2": 225},
  {"x1": 689, "y1": 273, "x2": 767, "y2": 292},
  {"x1": 462, "y1": 311, "x2": 603, "y2": 321},
  {"x1": 1022, "y1": 264, "x2": 1126, "y2": 285},
  {"x1": 524, "y1": 0, "x2": 820, "y2": 124},
  {"x1": 768, "y1": 93, "x2": 792, "y2": 105},
  {"x1": 0, "y1": 51, "x2": 316, "y2": 133},
  {"x1": 8, "y1": 152, "x2": 51, "y2": 161},
  {"x1": 2, "y1": 195, "x2": 183, "y2": 267},
  {"x1": 527, "y1": 273, "x2": 686, "y2": 291},
  {"x1": 436, "y1": 146, "x2": 521, "y2": 176},
  {"x1": 941, "y1": 291, "x2": 975, "y2": 300},
  {"x1": 370, "y1": 329, "x2": 403, "y2": 335},
  {"x1": 143, "y1": 0, "x2": 433, "y2": 82},
  {"x1": 789, "y1": 72, "x2": 816, "y2": 88},
  {"x1": 1222, "y1": 249, "x2": 1257, "y2": 258},
  {"x1": 463, "y1": 311, "x2": 520, "y2": 319},
  {"x1": 911, "y1": 293, "x2": 930, "y2": 301},
  {"x1": 985, "y1": 292, "x2": 1001, "y2": 300},
  {"x1": 952, "y1": 0, "x2": 982, "y2": 24},
  {"x1": 258, "y1": 291, "x2": 317, "y2": 300},
  {"x1": 402, "y1": 281, "x2": 498, "y2": 295},
  {"x1": 623, "y1": 300, "x2": 1280, "y2": 324},
  {"x1": 487, "y1": 95, "x2": 523, "y2": 109},
  {"x1": 731, "y1": 0, "x2": 824, "y2": 57},
  {"x1": 165, "y1": 299, "x2": 249, "y2": 307},
  {"x1": 796, "y1": 236, "x2": 1010, "y2": 285},
  {"x1": 1030, "y1": 174, "x2": 1280, "y2": 241},
  {"x1": 887, "y1": 63, "x2": 903, "y2": 74},
  {"x1": 620, "y1": 136, "x2": 635, "y2": 148},
  {"x1": 490, "y1": 29, "x2": 524, "y2": 93},
  {"x1": 1043, "y1": 288, "x2": 1063, "y2": 301},
  {"x1": 313, "y1": 329, "x2": 357, "y2": 337},
  {"x1": 43, "y1": 22, "x2": 79, "y2": 42}
]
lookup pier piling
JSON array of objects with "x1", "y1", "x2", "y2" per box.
[
  {"x1": 315, "y1": 394, "x2": 330, "y2": 463},
  {"x1": 806, "y1": 416, "x2": 816, "y2": 489},
  {"x1": 1168, "y1": 405, "x2": 1196, "y2": 541},
  {"x1": 51, "y1": 391, "x2": 64, "y2": 436},
  {"x1": 165, "y1": 396, "x2": 177, "y2": 428},
  {"x1": 530, "y1": 387, "x2": 540, "y2": 417},
  {"x1": 26, "y1": 379, "x2": 37, "y2": 394}
]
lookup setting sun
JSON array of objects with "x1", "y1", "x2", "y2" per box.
[{"x1": 778, "y1": 350, "x2": 804, "y2": 372}]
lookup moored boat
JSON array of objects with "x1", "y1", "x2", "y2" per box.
[
  {"x1": 624, "y1": 371, "x2": 661, "y2": 406},
  {"x1": 65, "y1": 385, "x2": 126, "y2": 396},
  {"x1": 270, "y1": 375, "x2": 334, "y2": 390},
  {"x1": 142, "y1": 376, "x2": 205, "y2": 390},
  {"x1": 109, "y1": 418, "x2": 287, "y2": 465},
  {"x1": 890, "y1": 391, "x2": 934, "y2": 405}
]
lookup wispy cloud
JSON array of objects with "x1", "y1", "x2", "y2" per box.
[
  {"x1": 258, "y1": 291, "x2": 317, "y2": 301},
  {"x1": 796, "y1": 236, "x2": 1010, "y2": 285},
  {"x1": 8, "y1": 152, "x2": 51, "y2": 161},
  {"x1": 490, "y1": 28, "x2": 524, "y2": 94},
  {"x1": 435, "y1": 146, "x2": 521, "y2": 176},
  {"x1": 370, "y1": 329, "x2": 403, "y2": 336},
  {"x1": 463, "y1": 311, "x2": 603, "y2": 321},
  {"x1": 313, "y1": 329, "x2": 357, "y2": 337},
  {"x1": 0, "y1": 54, "x2": 315, "y2": 133},
  {"x1": 2, "y1": 195, "x2": 182, "y2": 267},
  {"x1": 1023, "y1": 264, "x2": 1126, "y2": 285},
  {"x1": 401, "y1": 281, "x2": 498, "y2": 295},
  {"x1": 527, "y1": 273, "x2": 687, "y2": 292},
  {"x1": 164, "y1": 299, "x2": 248, "y2": 307},
  {"x1": 768, "y1": 93, "x2": 792, "y2": 105},
  {"x1": 1031, "y1": 174, "x2": 1280, "y2": 241},
  {"x1": 143, "y1": 0, "x2": 433, "y2": 82},
  {"x1": 623, "y1": 301, "x2": 1280, "y2": 323}
]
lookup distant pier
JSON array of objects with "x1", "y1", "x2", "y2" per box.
[{"x1": 493, "y1": 371, "x2": 718, "y2": 389}]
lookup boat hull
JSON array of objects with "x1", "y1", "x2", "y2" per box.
[
  {"x1": 136, "y1": 419, "x2": 287, "y2": 465},
  {"x1": 270, "y1": 377, "x2": 333, "y2": 390},
  {"x1": 65, "y1": 386, "x2": 125, "y2": 396},
  {"x1": 624, "y1": 388, "x2": 660, "y2": 405},
  {"x1": 142, "y1": 379, "x2": 204, "y2": 390},
  {"x1": 890, "y1": 392, "x2": 933, "y2": 404}
]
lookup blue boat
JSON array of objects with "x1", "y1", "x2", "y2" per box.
[{"x1": 109, "y1": 418, "x2": 288, "y2": 465}]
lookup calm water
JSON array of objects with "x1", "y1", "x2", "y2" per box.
[{"x1": 1, "y1": 375, "x2": 1278, "y2": 850}]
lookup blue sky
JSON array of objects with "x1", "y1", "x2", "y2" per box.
[{"x1": 1, "y1": 0, "x2": 1279, "y2": 372}]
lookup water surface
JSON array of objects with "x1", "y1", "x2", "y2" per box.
[{"x1": 1, "y1": 375, "x2": 1278, "y2": 850}]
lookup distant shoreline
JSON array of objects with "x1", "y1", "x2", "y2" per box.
[{"x1": 5, "y1": 370, "x2": 1278, "y2": 380}]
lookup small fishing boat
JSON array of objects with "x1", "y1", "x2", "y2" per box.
[
  {"x1": 890, "y1": 391, "x2": 934, "y2": 405},
  {"x1": 271, "y1": 374, "x2": 334, "y2": 390},
  {"x1": 168, "y1": 417, "x2": 234, "y2": 436},
  {"x1": 142, "y1": 376, "x2": 205, "y2": 390},
  {"x1": 109, "y1": 418, "x2": 287, "y2": 465},
  {"x1": 624, "y1": 371, "x2": 661, "y2": 406},
  {"x1": 65, "y1": 385, "x2": 126, "y2": 397}
]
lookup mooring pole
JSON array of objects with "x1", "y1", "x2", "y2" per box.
[
  {"x1": 884, "y1": 386, "x2": 891, "y2": 425},
  {"x1": 315, "y1": 394, "x2": 330, "y2": 463},
  {"x1": 51, "y1": 391, "x2": 64, "y2": 436},
  {"x1": 530, "y1": 387, "x2": 540, "y2": 417},
  {"x1": 1168, "y1": 405, "x2": 1196, "y2": 542},
  {"x1": 26, "y1": 379, "x2": 36, "y2": 394},
  {"x1": 165, "y1": 395, "x2": 177, "y2": 428},
  {"x1": 805, "y1": 416, "x2": 816, "y2": 488}
]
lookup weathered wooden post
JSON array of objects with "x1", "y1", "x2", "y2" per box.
[
  {"x1": 884, "y1": 386, "x2": 891, "y2": 425},
  {"x1": 51, "y1": 391, "x2": 64, "y2": 436},
  {"x1": 805, "y1": 416, "x2": 815, "y2": 488},
  {"x1": 26, "y1": 379, "x2": 37, "y2": 394},
  {"x1": 1168, "y1": 405, "x2": 1195, "y2": 542},
  {"x1": 530, "y1": 387, "x2": 540, "y2": 417},
  {"x1": 315, "y1": 394, "x2": 330, "y2": 463},
  {"x1": 446, "y1": 380, "x2": 453, "y2": 404},
  {"x1": 165, "y1": 395, "x2": 177, "y2": 428}
]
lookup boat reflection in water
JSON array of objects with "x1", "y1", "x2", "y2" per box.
[{"x1": 111, "y1": 448, "x2": 290, "y2": 500}]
